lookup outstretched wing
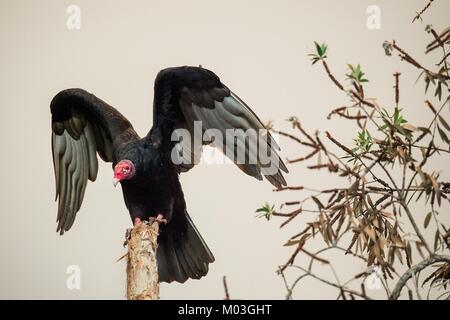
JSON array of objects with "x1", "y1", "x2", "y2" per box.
[
  {"x1": 151, "y1": 66, "x2": 288, "y2": 188},
  {"x1": 51, "y1": 88, "x2": 138, "y2": 234}
]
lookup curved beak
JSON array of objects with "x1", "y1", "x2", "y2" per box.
[{"x1": 113, "y1": 177, "x2": 120, "y2": 187}]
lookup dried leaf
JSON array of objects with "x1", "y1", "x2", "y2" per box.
[
  {"x1": 373, "y1": 242, "x2": 385, "y2": 265},
  {"x1": 416, "y1": 241, "x2": 425, "y2": 260},
  {"x1": 439, "y1": 115, "x2": 450, "y2": 131},
  {"x1": 402, "y1": 123, "x2": 418, "y2": 131},
  {"x1": 397, "y1": 146, "x2": 406, "y2": 161},
  {"x1": 367, "y1": 194, "x2": 374, "y2": 209},
  {"x1": 311, "y1": 196, "x2": 324, "y2": 210},
  {"x1": 388, "y1": 247, "x2": 395, "y2": 265},
  {"x1": 424, "y1": 211, "x2": 432, "y2": 229},
  {"x1": 284, "y1": 233, "x2": 311, "y2": 246},
  {"x1": 395, "y1": 248, "x2": 404, "y2": 264},
  {"x1": 365, "y1": 227, "x2": 377, "y2": 242},
  {"x1": 436, "y1": 189, "x2": 442, "y2": 207},
  {"x1": 434, "y1": 230, "x2": 440, "y2": 252},
  {"x1": 438, "y1": 125, "x2": 450, "y2": 144},
  {"x1": 405, "y1": 242, "x2": 412, "y2": 268}
]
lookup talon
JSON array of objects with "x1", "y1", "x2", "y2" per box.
[
  {"x1": 155, "y1": 213, "x2": 167, "y2": 224},
  {"x1": 148, "y1": 214, "x2": 167, "y2": 225}
]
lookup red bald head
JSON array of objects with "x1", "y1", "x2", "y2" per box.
[{"x1": 113, "y1": 160, "x2": 136, "y2": 186}]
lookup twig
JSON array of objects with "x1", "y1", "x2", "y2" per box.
[
  {"x1": 274, "y1": 186, "x2": 305, "y2": 192},
  {"x1": 428, "y1": 26, "x2": 450, "y2": 79},
  {"x1": 394, "y1": 72, "x2": 401, "y2": 106},
  {"x1": 325, "y1": 131, "x2": 353, "y2": 155},
  {"x1": 391, "y1": 41, "x2": 438, "y2": 76},
  {"x1": 412, "y1": 0, "x2": 435, "y2": 23},
  {"x1": 301, "y1": 248, "x2": 330, "y2": 264},
  {"x1": 399, "y1": 201, "x2": 433, "y2": 255},
  {"x1": 389, "y1": 255, "x2": 450, "y2": 299},
  {"x1": 287, "y1": 149, "x2": 319, "y2": 163},
  {"x1": 290, "y1": 265, "x2": 373, "y2": 300},
  {"x1": 350, "y1": 90, "x2": 376, "y2": 108},
  {"x1": 278, "y1": 267, "x2": 293, "y2": 300},
  {"x1": 223, "y1": 276, "x2": 230, "y2": 300},
  {"x1": 280, "y1": 208, "x2": 302, "y2": 228},
  {"x1": 272, "y1": 129, "x2": 313, "y2": 147},
  {"x1": 322, "y1": 60, "x2": 344, "y2": 90}
]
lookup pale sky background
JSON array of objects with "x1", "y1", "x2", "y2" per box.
[{"x1": 0, "y1": 0, "x2": 449, "y2": 299}]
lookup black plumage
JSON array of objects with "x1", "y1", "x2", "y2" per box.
[{"x1": 50, "y1": 66, "x2": 288, "y2": 283}]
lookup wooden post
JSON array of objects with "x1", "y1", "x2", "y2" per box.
[{"x1": 126, "y1": 221, "x2": 160, "y2": 300}]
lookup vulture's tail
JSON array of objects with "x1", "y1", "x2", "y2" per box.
[{"x1": 157, "y1": 213, "x2": 215, "y2": 283}]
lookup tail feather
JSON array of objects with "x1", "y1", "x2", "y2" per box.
[
  {"x1": 185, "y1": 214, "x2": 215, "y2": 263},
  {"x1": 157, "y1": 212, "x2": 214, "y2": 283},
  {"x1": 183, "y1": 240, "x2": 208, "y2": 276},
  {"x1": 175, "y1": 243, "x2": 198, "y2": 279},
  {"x1": 162, "y1": 237, "x2": 185, "y2": 283}
]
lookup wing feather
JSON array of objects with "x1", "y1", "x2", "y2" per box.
[
  {"x1": 187, "y1": 94, "x2": 286, "y2": 187},
  {"x1": 51, "y1": 88, "x2": 138, "y2": 234},
  {"x1": 152, "y1": 66, "x2": 287, "y2": 188},
  {"x1": 84, "y1": 122, "x2": 98, "y2": 181}
]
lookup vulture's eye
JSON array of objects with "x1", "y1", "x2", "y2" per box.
[{"x1": 123, "y1": 167, "x2": 130, "y2": 173}]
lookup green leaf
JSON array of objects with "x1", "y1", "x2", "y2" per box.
[
  {"x1": 309, "y1": 42, "x2": 328, "y2": 65},
  {"x1": 354, "y1": 129, "x2": 373, "y2": 153},
  {"x1": 314, "y1": 41, "x2": 322, "y2": 55},
  {"x1": 313, "y1": 41, "x2": 328, "y2": 58},
  {"x1": 346, "y1": 63, "x2": 369, "y2": 84},
  {"x1": 255, "y1": 202, "x2": 275, "y2": 221}
]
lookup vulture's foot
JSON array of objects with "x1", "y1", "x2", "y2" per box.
[
  {"x1": 134, "y1": 217, "x2": 142, "y2": 226},
  {"x1": 149, "y1": 214, "x2": 167, "y2": 225}
]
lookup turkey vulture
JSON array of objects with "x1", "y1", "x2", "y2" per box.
[{"x1": 50, "y1": 66, "x2": 288, "y2": 283}]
